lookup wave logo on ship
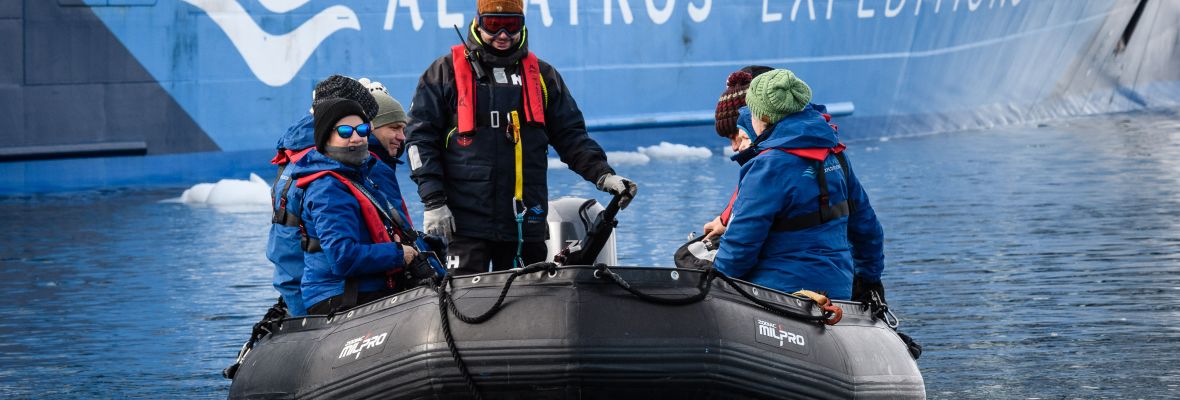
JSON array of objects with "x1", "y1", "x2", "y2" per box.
[
  {"x1": 180, "y1": 0, "x2": 360, "y2": 87},
  {"x1": 338, "y1": 331, "x2": 389, "y2": 360}
]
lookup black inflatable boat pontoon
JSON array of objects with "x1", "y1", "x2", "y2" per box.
[{"x1": 227, "y1": 265, "x2": 924, "y2": 399}]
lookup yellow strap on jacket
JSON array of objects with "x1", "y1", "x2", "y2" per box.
[{"x1": 511, "y1": 111, "x2": 523, "y2": 202}]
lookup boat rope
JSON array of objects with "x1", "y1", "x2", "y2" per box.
[
  {"x1": 433, "y1": 280, "x2": 483, "y2": 400},
  {"x1": 430, "y1": 262, "x2": 559, "y2": 400},
  {"x1": 593, "y1": 264, "x2": 714, "y2": 306},
  {"x1": 711, "y1": 271, "x2": 838, "y2": 324},
  {"x1": 447, "y1": 262, "x2": 557, "y2": 324},
  {"x1": 592, "y1": 264, "x2": 838, "y2": 324},
  {"x1": 222, "y1": 297, "x2": 288, "y2": 380}
]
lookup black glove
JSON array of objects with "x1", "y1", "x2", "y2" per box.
[
  {"x1": 851, "y1": 276, "x2": 886, "y2": 305},
  {"x1": 405, "y1": 254, "x2": 433, "y2": 279},
  {"x1": 420, "y1": 232, "x2": 448, "y2": 261}
]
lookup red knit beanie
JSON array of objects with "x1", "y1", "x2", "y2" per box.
[
  {"x1": 714, "y1": 66, "x2": 774, "y2": 138},
  {"x1": 714, "y1": 72, "x2": 753, "y2": 138}
]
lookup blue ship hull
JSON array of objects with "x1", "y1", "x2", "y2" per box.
[{"x1": 1, "y1": 0, "x2": 1178, "y2": 193}]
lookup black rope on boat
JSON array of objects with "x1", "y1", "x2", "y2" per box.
[
  {"x1": 446, "y1": 262, "x2": 557, "y2": 324},
  {"x1": 711, "y1": 270, "x2": 833, "y2": 324},
  {"x1": 433, "y1": 279, "x2": 483, "y2": 400},
  {"x1": 223, "y1": 297, "x2": 288, "y2": 380},
  {"x1": 431, "y1": 262, "x2": 557, "y2": 400},
  {"x1": 593, "y1": 264, "x2": 714, "y2": 306},
  {"x1": 590, "y1": 264, "x2": 830, "y2": 323}
]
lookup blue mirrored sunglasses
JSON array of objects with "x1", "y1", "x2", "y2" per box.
[{"x1": 335, "y1": 123, "x2": 371, "y2": 138}]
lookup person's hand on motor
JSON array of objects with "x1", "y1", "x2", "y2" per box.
[
  {"x1": 596, "y1": 173, "x2": 639, "y2": 208},
  {"x1": 423, "y1": 205, "x2": 456, "y2": 240},
  {"x1": 703, "y1": 216, "x2": 726, "y2": 240}
]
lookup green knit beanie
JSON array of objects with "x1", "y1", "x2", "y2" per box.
[
  {"x1": 371, "y1": 90, "x2": 409, "y2": 128},
  {"x1": 745, "y1": 69, "x2": 812, "y2": 125}
]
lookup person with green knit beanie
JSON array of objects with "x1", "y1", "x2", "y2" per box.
[
  {"x1": 713, "y1": 67, "x2": 888, "y2": 303},
  {"x1": 745, "y1": 69, "x2": 812, "y2": 127}
]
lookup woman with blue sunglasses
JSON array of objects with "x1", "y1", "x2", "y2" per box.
[{"x1": 284, "y1": 98, "x2": 423, "y2": 314}]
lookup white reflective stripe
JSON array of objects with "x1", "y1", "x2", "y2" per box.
[{"x1": 408, "y1": 145, "x2": 422, "y2": 170}]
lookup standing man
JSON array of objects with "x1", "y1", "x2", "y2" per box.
[{"x1": 406, "y1": 0, "x2": 636, "y2": 275}]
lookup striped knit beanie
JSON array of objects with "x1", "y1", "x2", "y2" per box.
[{"x1": 714, "y1": 66, "x2": 773, "y2": 138}]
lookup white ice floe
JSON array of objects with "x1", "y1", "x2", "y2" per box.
[
  {"x1": 173, "y1": 173, "x2": 271, "y2": 206},
  {"x1": 637, "y1": 142, "x2": 712, "y2": 161},
  {"x1": 605, "y1": 151, "x2": 651, "y2": 166},
  {"x1": 549, "y1": 142, "x2": 710, "y2": 169}
]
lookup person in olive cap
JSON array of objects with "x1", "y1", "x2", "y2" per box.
[
  {"x1": 285, "y1": 98, "x2": 424, "y2": 314},
  {"x1": 712, "y1": 69, "x2": 886, "y2": 302},
  {"x1": 405, "y1": 0, "x2": 636, "y2": 275},
  {"x1": 360, "y1": 79, "x2": 411, "y2": 167}
]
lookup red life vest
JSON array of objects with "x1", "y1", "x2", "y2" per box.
[
  {"x1": 296, "y1": 170, "x2": 411, "y2": 290},
  {"x1": 719, "y1": 144, "x2": 847, "y2": 226},
  {"x1": 450, "y1": 44, "x2": 546, "y2": 134},
  {"x1": 270, "y1": 147, "x2": 314, "y2": 166},
  {"x1": 295, "y1": 171, "x2": 396, "y2": 245}
]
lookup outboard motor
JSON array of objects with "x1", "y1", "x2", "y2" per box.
[{"x1": 545, "y1": 197, "x2": 618, "y2": 265}]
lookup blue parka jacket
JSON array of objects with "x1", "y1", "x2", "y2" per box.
[
  {"x1": 286, "y1": 150, "x2": 412, "y2": 310},
  {"x1": 266, "y1": 115, "x2": 315, "y2": 316},
  {"x1": 713, "y1": 105, "x2": 885, "y2": 300}
]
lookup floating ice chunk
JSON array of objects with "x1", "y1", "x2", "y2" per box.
[
  {"x1": 637, "y1": 142, "x2": 712, "y2": 161},
  {"x1": 179, "y1": 183, "x2": 215, "y2": 204},
  {"x1": 176, "y1": 173, "x2": 271, "y2": 206},
  {"x1": 606, "y1": 151, "x2": 651, "y2": 166}
]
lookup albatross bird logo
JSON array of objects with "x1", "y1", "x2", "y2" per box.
[{"x1": 180, "y1": 0, "x2": 360, "y2": 87}]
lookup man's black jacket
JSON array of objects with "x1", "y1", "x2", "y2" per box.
[{"x1": 405, "y1": 36, "x2": 614, "y2": 242}]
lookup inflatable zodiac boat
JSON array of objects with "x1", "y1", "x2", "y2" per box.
[{"x1": 225, "y1": 196, "x2": 925, "y2": 399}]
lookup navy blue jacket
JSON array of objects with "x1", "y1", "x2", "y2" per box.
[{"x1": 713, "y1": 105, "x2": 885, "y2": 300}]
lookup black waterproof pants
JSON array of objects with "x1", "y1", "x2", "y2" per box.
[{"x1": 447, "y1": 234, "x2": 547, "y2": 276}]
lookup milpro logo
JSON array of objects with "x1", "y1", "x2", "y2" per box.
[
  {"x1": 754, "y1": 318, "x2": 808, "y2": 354},
  {"x1": 180, "y1": 0, "x2": 360, "y2": 87},
  {"x1": 338, "y1": 331, "x2": 388, "y2": 360}
]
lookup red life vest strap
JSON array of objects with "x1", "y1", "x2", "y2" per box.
[
  {"x1": 720, "y1": 187, "x2": 738, "y2": 226},
  {"x1": 450, "y1": 44, "x2": 546, "y2": 134},
  {"x1": 520, "y1": 52, "x2": 546, "y2": 127},
  {"x1": 451, "y1": 45, "x2": 476, "y2": 134},
  {"x1": 722, "y1": 144, "x2": 849, "y2": 227},
  {"x1": 295, "y1": 171, "x2": 392, "y2": 245},
  {"x1": 759, "y1": 143, "x2": 846, "y2": 161}
]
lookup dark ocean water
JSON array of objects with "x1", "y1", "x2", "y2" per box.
[{"x1": 1, "y1": 109, "x2": 1179, "y2": 399}]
